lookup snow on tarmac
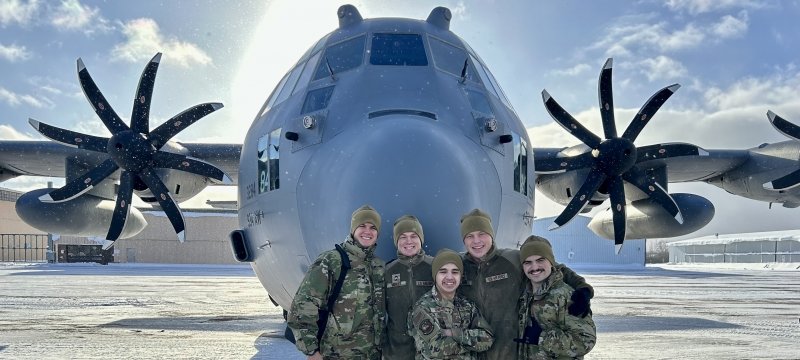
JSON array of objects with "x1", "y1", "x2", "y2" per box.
[{"x1": 0, "y1": 262, "x2": 798, "y2": 359}]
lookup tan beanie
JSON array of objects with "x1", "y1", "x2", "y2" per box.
[
  {"x1": 431, "y1": 248, "x2": 463, "y2": 279},
  {"x1": 460, "y1": 208, "x2": 495, "y2": 240},
  {"x1": 350, "y1": 205, "x2": 381, "y2": 234},
  {"x1": 520, "y1": 235, "x2": 556, "y2": 266},
  {"x1": 393, "y1": 215, "x2": 424, "y2": 247}
]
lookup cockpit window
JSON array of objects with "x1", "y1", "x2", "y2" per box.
[
  {"x1": 257, "y1": 128, "x2": 281, "y2": 193},
  {"x1": 512, "y1": 132, "x2": 529, "y2": 196},
  {"x1": 313, "y1": 34, "x2": 366, "y2": 80},
  {"x1": 369, "y1": 33, "x2": 428, "y2": 66},
  {"x1": 464, "y1": 88, "x2": 493, "y2": 116},
  {"x1": 429, "y1": 36, "x2": 480, "y2": 83}
]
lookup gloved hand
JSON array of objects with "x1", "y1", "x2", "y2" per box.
[
  {"x1": 513, "y1": 316, "x2": 542, "y2": 345},
  {"x1": 568, "y1": 287, "x2": 592, "y2": 318}
]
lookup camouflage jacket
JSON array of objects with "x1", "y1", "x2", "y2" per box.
[
  {"x1": 384, "y1": 250, "x2": 434, "y2": 360},
  {"x1": 287, "y1": 236, "x2": 385, "y2": 359},
  {"x1": 516, "y1": 270, "x2": 596, "y2": 359},
  {"x1": 460, "y1": 247, "x2": 593, "y2": 360},
  {"x1": 407, "y1": 287, "x2": 494, "y2": 359}
]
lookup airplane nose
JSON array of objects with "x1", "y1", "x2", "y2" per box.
[{"x1": 297, "y1": 114, "x2": 502, "y2": 259}]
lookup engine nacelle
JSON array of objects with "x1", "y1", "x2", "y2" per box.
[
  {"x1": 15, "y1": 188, "x2": 147, "y2": 238},
  {"x1": 136, "y1": 141, "x2": 210, "y2": 203},
  {"x1": 588, "y1": 193, "x2": 715, "y2": 240}
]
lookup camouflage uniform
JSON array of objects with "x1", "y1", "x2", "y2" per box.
[
  {"x1": 516, "y1": 269, "x2": 596, "y2": 359},
  {"x1": 459, "y1": 246, "x2": 593, "y2": 360},
  {"x1": 408, "y1": 286, "x2": 494, "y2": 359},
  {"x1": 384, "y1": 250, "x2": 434, "y2": 360},
  {"x1": 288, "y1": 236, "x2": 385, "y2": 359}
]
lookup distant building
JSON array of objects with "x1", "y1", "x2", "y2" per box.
[
  {"x1": 668, "y1": 231, "x2": 800, "y2": 264},
  {"x1": 533, "y1": 216, "x2": 645, "y2": 268}
]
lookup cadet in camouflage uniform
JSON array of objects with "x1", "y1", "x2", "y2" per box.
[
  {"x1": 457, "y1": 209, "x2": 594, "y2": 360},
  {"x1": 288, "y1": 205, "x2": 386, "y2": 360},
  {"x1": 408, "y1": 249, "x2": 494, "y2": 359},
  {"x1": 515, "y1": 235, "x2": 596, "y2": 359},
  {"x1": 384, "y1": 215, "x2": 434, "y2": 360}
]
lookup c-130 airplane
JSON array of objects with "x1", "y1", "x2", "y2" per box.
[{"x1": 2, "y1": 5, "x2": 800, "y2": 310}]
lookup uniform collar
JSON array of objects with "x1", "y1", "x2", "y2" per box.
[
  {"x1": 464, "y1": 243, "x2": 498, "y2": 264},
  {"x1": 344, "y1": 235, "x2": 375, "y2": 260},
  {"x1": 396, "y1": 249, "x2": 427, "y2": 265}
]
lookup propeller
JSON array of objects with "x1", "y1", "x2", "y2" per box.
[
  {"x1": 29, "y1": 53, "x2": 230, "y2": 247},
  {"x1": 763, "y1": 111, "x2": 800, "y2": 191},
  {"x1": 537, "y1": 58, "x2": 704, "y2": 253}
]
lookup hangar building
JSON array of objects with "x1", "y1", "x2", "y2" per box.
[
  {"x1": 533, "y1": 216, "x2": 645, "y2": 268},
  {"x1": 668, "y1": 230, "x2": 800, "y2": 264}
]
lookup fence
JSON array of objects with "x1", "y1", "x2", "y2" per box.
[{"x1": 0, "y1": 234, "x2": 49, "y2": 262}]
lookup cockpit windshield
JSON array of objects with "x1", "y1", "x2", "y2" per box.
[{"x1": 369, "y1": 33, "x2": 427, "y2": 66}]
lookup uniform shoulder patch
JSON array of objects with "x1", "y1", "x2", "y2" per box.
[{"x1": 419, "y1": 318, "x2": 434, "y2": 335}]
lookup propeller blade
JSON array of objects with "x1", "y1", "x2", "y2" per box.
[
  {"x1": 607, "y1": 176, "x2": 627, "y2": 250},
  {"x1": 549, "y1": 168, "x2": 607, "y2": 230},
  {"x1": 152, "y1": 151, "x2": 233, "y2": 184},
  {"x1": 598, "y1": 58, "x2": 617, "y2": 139},
  {"x1": 28, "y1": 118, "x2": 108, "y2": 153},
  {"x1": 621, "y1": 84, "x2": 680, "y2": 142},
  {"x1": 767, "y1": 111, "x2": 800, "y2": 140},
  {"x1": 636, "y1": 143, "x2": 708, "y2": 162},
  {"x1": 106, "y1": 171, "x2": 135, "y2": 241},
  {"x1": 764, "y1": 168, "x2": 800, "y2": 191},
  {"x1": 138, "y1": 168, "x2": 186, "y2": 242},
  {"x1": 131, "y1": 53, "x2": 162, "y2": 134},
  {"x1": 148, "y1": 102, "x2": 224, "y2": 149},
  {"x1": 534, "y1": 152, "x2": 595, "y2": 174},
  {"x1": 39, "y1": 159, "x2": 118, "y2": 203},
  {"x1": 623, "y1": 167, "x2": 684, "y2": 224},
  {"x1": 542, "y1": 90, "x2": 601, "y2": 148},
  {"x1": 77, "y1": 58, "x2": 129, "y2": 134}
]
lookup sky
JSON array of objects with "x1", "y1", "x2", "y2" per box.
[{"x1": 1, "y1": 0, "x2": 799, "y2": 240}]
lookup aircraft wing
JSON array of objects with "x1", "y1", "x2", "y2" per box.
[{"x1": 0, "y1": 140, "x2": 241, "y2": 184}]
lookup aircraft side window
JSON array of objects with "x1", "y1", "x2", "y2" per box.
[
  {"x1": 301, "y1": 85, "x2": 335, "y2": 114},
  {"x1": 428, "y1": 36, "x2": 480, "y2": 83},
  {"x1": 259, "y1": 72, "x2": 291, "y2": 118},
  {"x1": 512, "y1": 132, "x2": 529, "y2": 196},
  {"x1": 274, "y1": 63, "x2": 305, "y2": 105},
  {"x1": 257, "y1": 128, "x2": 282, "y2": 194},
  {"x1": 313, "y1": 34, "x2": 366, "y2": 80},
  {"x1": 293, "y1": 52, "x2": 322, "y2": 96},
  {"x1": 484, "y1": 65, "x2": 514, "y2": 110},
  {"x1": 369, "y1": 33, "x2": 428, "y2": 66},
  {"x1": 470, "y1": 54, "x2": 499, "y2": 98},
  {"x1": 464, "y1": 88, "x2": 494, "y2": 116}
]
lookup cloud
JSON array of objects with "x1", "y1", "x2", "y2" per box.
[
  {"x1": 0, "y1": 86, "x2": 53, "y2": 108},
  {"x1": 664, "y1": 0, "x2": 768, "y2": 15},
  {"x1": 550, "y1": 63, "x2": 592, "y2": 77},
  {"x1": 593, "y1": 22, "x2": 706, "y2": 58},
  {"x1": 0, "y1": 124, "x2": 35, "y2": 140},
  {"x1": 49, "y1": 0, "x2": 111, "y2": 35},
  {"x1": 111, "y1": 18, "x2": 211, "y2": 67},
  {"x1": 711, "y1": 11, "x2": 749, "y2": 39},
  {"x1": 638, "y1": 56, "x2": 688, "y2": 81},
  {"x1": 0, "y1": 43, "x2": 31, "y2": 61},
  {"x1": 0, "y1": 0, "x2": 40, "y2": 27}
]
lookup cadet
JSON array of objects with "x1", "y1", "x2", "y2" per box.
[
  {"x1": 408, "y1": 249, "x2": 494, "y2": 359},
  {"x1": 515, "y1": 235, "x2": 596, "y2": 359},
  {"x1": 458, "y1": 209, "x2": 594, "y2": 360},
  {"x1": 288, "y1": 205, "x2": 386, "y2": 360},
  {"x1": 384, "y1": 215, "x2": 434, "y2": 359}
]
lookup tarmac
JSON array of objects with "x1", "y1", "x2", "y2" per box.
[{"x1": 0, "y1": 262, "x2": 798, "y2": 359}]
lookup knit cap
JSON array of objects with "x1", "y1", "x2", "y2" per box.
[
  {"x1": 519, "y1": 235, "x2": 556, "y2": 266},
  {"x1": 350, "y1": 205, "x2": 381, "y2": 234},
  {"x1": 460, "y1": 208, "x2": 495, "y2": 240},
  {"x1": 393, "y1": 215, "x2": 424, "y2": 247},
  {"x1": 431, "y1": 248, "x2": 463, "y2": 279}
]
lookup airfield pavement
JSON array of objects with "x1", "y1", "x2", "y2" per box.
[{"x1": 0, "y1": 262, "x2": 798, "y2": 360}]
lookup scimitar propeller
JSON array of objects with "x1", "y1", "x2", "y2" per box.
[{"x1": 29, "y1": 53, "x2": 230, "y2": 248}]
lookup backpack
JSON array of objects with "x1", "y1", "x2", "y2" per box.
[{"x1": 285, "y1": 244, "x2": 351, "y2": 344}]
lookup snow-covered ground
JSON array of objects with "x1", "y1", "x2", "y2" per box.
[{"x1": 1, "y1": 262, "x2": 798, "y2": 359}]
